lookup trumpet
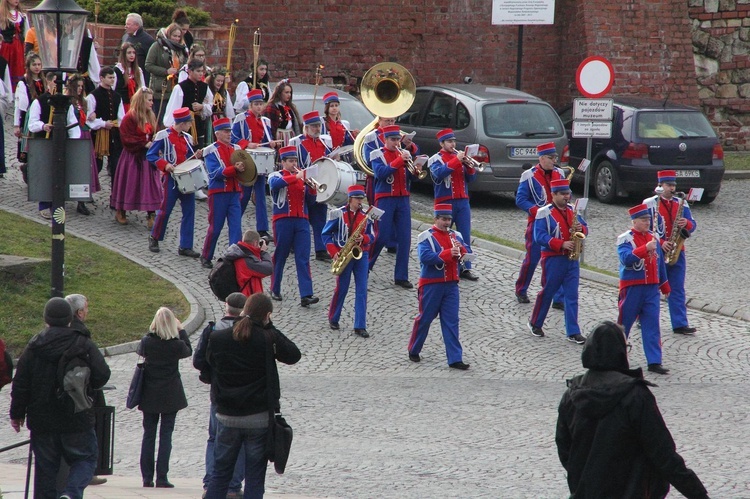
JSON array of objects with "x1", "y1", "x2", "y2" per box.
[
  {"x1": 449, "y1": 232, "x2": 467, "y2": 264},
  {"x1": 293, "y1": 165, "x2": 327, "y2": 193},
  {"x1": 458, "y1": 151, "x2": 487, "y2": 172},
  {"x1": 396, "y1": 146, "x2": 428, "y2": 180}
]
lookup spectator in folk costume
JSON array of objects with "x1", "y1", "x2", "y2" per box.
[
  {"x1": 146, "y1": 106, "x2": 202, "y2": 257},
  {"x1": 0, "y1": 37, "x2": 12, "y2": 178},
  {"x1": 87, "y1": 66, "x2": 125, "y2": 187},
  {"x1": 73, "y1": 29, "x2": 100, "y2": 95},
  {"x1": 205, "y1": 67, "x2": 234, "y2": 143},
  {"x1": 122, "y1": 13, "x2": 155, "y2": 86},
  {"x1": 268, "y1": 145, "x2": 320, "y2": 307},
  {"x1": 13, "y1": 52, "x2": 43, "y2": 181},
  {"x1": 114, "y1": 42, "x2": 145, "y2": 113},
  {"x1": 527, "y1": 179, "x2": 588, "y2": 344},
  {"x1": 429, "y1": 128, "x2": 478, "y2": 281},
  {"x1": 643, "y1": 169, "x2": 698, "y2": 336},
  {"x1": 66, "y1": 74, "x2": 100, "y2": 216},
  {"x1": 289, "y1": 110, "x2": 332, "y2": 262},
  {"x1": 177, "y1": 43, "x2": 210, "y2": 83},
  {"x1": 192, "y1": 292, "x2": 249, "y2": 499},
  {"x1": 234, "y1": 59, "x2": 270, "y2": 112},
  {"x1": 224, "y1": 229, "x2": 273, "y2": 297},
  {"x1": 0, "y1": 0, "x2": 26, "y2": 90},
  {"x1": 231, "y1": 88, "x2": 278, "y2": 238},
  {"x1": 200, "y1": 117, "x2": 243, "y2": 269},
  {"x1": 617, "y1": 203, "x2": 672, "y2": 375},
  {"x1": 368, "y1": 124, "x2": 423, "y2": 289},
  {"x1": 110, "y1": 87, "x2": 161, "y2": 227},
  {"x1": 263, "y1": 79, "x2": 301, "y2": 143},
  {"x1": 322, "y1": 185, "x2": 377, "y2": 338},
  {"x1": 28, "y1": 73, "x2": 81, "y2": 219},
  {"x1": 408, "y1": 203, "x2": 472, "y2": 370},
  {"x1": 164, "y1": 58, "x2": 212, "y2": 149},
  {"x1": 321, "y1": 91, "x2": 357, "y2": 149},
  {"x1": 515, "y1": 141, "x2": 567, "y2": 307}
]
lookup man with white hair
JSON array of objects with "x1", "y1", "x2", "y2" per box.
[{"x1": 122, "y1": 13, "x2": 155, "y2": 86}]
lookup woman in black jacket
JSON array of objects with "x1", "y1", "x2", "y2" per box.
[
  {"x1": 205, "y1": 293, "x2": 301, "y2": 499},
  {"x1": 137, "y1": 307, "x2": 192, "y2": 488}
]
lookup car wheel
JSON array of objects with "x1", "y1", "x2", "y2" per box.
[
  {"x1": 698, "y1": 193, "x2": 717, "y2": 204},
  {"x1": 594, "y1": 161, "x2": 618, "y2": 204}
]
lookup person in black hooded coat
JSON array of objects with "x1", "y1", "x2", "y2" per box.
[{"x1": 555, "y1": 321, "x2": 709, "y2": 499}]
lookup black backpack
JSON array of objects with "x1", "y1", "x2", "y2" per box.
[
  {"x1": 208, "y1": 258, "x2": 240, "y2": 301},
  {"x1": 56, "y1": 334, "x2": 93, "y2": 414}
]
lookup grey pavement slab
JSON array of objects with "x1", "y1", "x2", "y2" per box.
[{"x1": 1, "y1": 118, "x2": 749, "y2": 497}]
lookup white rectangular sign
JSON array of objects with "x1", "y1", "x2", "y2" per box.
[
  {"x1": 573, "y1": 99, "x2": 614, "y2": 120},
  {"x1": 492, "y1": 0, "x2": 556, "y2": 25},
  {"x1": 572, "y1": 121, "x2": 613, "y2": 138}
]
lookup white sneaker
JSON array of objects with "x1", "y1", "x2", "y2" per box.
[{"x1": 195, "y1": 189, "x2": 208, "y2": 200}]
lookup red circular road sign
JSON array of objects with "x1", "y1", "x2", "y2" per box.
[{"x1": 576, "y1": 56, "x2": 615, "y2": 98}]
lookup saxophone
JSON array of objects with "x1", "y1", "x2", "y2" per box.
[
  {"x1": 664, "y1": 192, "x2": 690, "y2": 265},
  {"x1": 331, "y1": 208, "x2": 370, "y2": 276},
  {"x1": 568, "y1": 209, "x2": 585, "y2": 261}
]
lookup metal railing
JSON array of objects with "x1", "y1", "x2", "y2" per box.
[{"x1": 0, "y1": 439, "x2": 32, "y2": 499}]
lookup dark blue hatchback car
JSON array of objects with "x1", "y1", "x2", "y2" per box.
[{"x1": 558, "y1": 96, "x2": 725, "y2": 203}]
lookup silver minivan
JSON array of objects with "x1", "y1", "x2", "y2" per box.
[{"x1": 396, "y1": 85, "x2": 569, "y2": 192}]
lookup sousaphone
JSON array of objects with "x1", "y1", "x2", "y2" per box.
[
  {"x1": 231, "y1": 149, "x2": 258, "y2": 186},
  {"x1": 353, "y1": 62, "x2": 416, "y2": 176}
]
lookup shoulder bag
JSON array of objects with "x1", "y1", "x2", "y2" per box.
[
  {"x1": 125, "y1": 344, "x2": 146, "y2": 410},
  {"x1": 263, "y1": 330, "x2": 293, "y2": 475}
]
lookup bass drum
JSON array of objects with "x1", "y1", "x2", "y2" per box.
[{"x1": 314, "y1": 158, "x2": 358, "y2": 206}]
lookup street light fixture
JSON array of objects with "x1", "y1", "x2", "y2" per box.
[{"x1": 29, "y1": 0, "x2": 89, "y2": 297}]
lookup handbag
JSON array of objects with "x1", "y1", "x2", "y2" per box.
[
  {"x1": 125, "y1": 353, "x2": 145, "y2": 410},
  {"x1": 263, "y1": 330, "x2": 293, "y2": 475}
]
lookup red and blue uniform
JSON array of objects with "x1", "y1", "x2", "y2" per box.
[
  {"x1": 322, "y1": 206, "x2": 375, "y2": 330},
  {"x1": 408, "y1": 226, "x2": 468, "y2": 365},
  {"x1": 617, "y1": 229, "x2": 671, "y2": 366},
  {"x1": 147, "y1": 127, "x2": 197, "y2": 250},
  {"x1": 322, "y1": 117, "x2": 354, "y2": 149},
  {"x1": 268, "y1": 169, "x2": 314, "y2": 299},
  {"x1": 231, "y1": 111, "x2": 273, "y2": 232},
  {"x1": 201, "y1": 141, "x2": 242, "y2": 261},
  {"x1": 429, "y1": 149, "x2": 477, "y2": 270},
  {"x1": 515, "y1": 164, "x2": 566, "y2": 298},
  {"x1": 367, "y1": 147, "x2": 413, "y2": 282},
  {"x1": 291, "y1": 133, "x2": 332, "y2": 253},
  {"x1": 529, "y1": 203, "x2": 588, "y2": 337}
]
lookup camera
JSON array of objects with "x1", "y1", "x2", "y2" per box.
[
  {"x1": 260, "y1": 235, "x2": 271, "y2": 247},
  {"x1": 463, "y1": 76, "x2": 473, "y2": 84}
]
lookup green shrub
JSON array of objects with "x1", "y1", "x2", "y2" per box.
[{"x1": 78, "y1": 0, "x2": 210, "y2": 28}]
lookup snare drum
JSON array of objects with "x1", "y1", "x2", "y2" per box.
[
  {"x1": 314, "y1": 158, "x2": 359, "y2": 206},
  {"x1": 329, "y1": 144, "x2": 355, "y2": 165},
  {"x1": 172, "y1": 159, "x2": 209, "y2": 194},
  {"x1": 247, "y1": 147, "x2": 276, "y2": 175}
]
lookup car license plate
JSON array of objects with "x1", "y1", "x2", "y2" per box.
[
  {"x1": 509, "y1": 147, "x2": 538, "y2": 158},
  {"x1": 355, "y1": 171, "x2": 367, "y2": 181},
  {"x1": 675, "y1": 170, "x2": 700, "y2": 178}
]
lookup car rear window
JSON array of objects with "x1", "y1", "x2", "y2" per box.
[
  {"x1": 636, "y1": 111, "x2": 717, "y2": 139},
  {"x1": 483, "y1": 103, "x2": 563, "y2": 138}
]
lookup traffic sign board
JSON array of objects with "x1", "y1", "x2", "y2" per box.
[
  {"x1": 576, "y1": 56, "x2": 615, "y2": 98},
  {"x1": 573, "y1": 99, "x2": 613, "y2": 120},
  {"x1": 572, "y1": 121, "x2": 613, "y2": 138}
]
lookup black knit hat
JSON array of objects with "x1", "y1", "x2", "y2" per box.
[
  {"x1": 44, "y1": 297, "x2": 73, "y2": 327},
  {"x1": 225, "y1": 292, "x2": 247, "y2": 311}
]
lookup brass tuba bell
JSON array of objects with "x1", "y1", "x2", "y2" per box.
[
  {"x1": 353, "y1": 63, "x2": 416, "y2": 176},
  {"x1": 231, "y1": 149, "x2": 258, "y2": 186}
]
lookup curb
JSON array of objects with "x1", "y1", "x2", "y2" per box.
[{"x1": 723, "y1": 170, "x2": 750, "y2": 180}]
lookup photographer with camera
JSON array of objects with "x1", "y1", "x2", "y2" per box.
[{"x1": 223, "y1": 229, "x2": 273, "y2": 296}]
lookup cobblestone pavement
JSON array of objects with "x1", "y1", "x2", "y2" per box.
[{"x1": 1, "y1": 126, "x2": 749, "y2": 497}]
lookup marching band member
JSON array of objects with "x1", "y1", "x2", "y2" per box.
[
  {"x1": 86, "y1": 66, "x2": 125, "y2": 186},
  {"x1": 321, "y1": 91, "x2": 356, "y2": 149},
  {"x1": 290, "y1": 110, "x2": 332, "y2": 261},
  {"x1": 322, "y1": 185, "x2": 376, "y2": 338},
  {"x1": 362, "y1": 115, "x2": 395, "y2": 205},
  {"x1": 200, "y1": 117, "x2": 243, "y2": 269},
  {"x1": 231, "y1": 88, "x2": 276, "y2": 238},
  {"x1": 234, "y1": 58, "x2": 270, "y2": 112},
  {"x1": 528, "y1": 179, "x2": 588, "y2": 344},
  {"x1": 429, "y1": 128, "x2": 478, "y2": 281},
  {"x1": 644, "y1": 170, "x2": 698, "y2": 336},
  {"x1": 408, "y1": 203, "x2": 472, "y2": 370},
  {"x1": 367, "y1": 124, "x2": 419, "y2": 289},
  {"x1": 617, "y1": 203, "x2": 671, "y2": 374},
  {"x1": 268, "y1": 146, "x2": 319, "y2": 307},
  {"x1": 146, "y1": 107, "x2": 201, "y2": 258},
  {"x1": 515, "y1": 142, "x2": 566, "y2": 305},
  {"x1": 164, "y1": 59, "x2": 213, "y2": 148}
]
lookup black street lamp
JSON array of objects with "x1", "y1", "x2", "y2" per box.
[{"x1": 29, "y1": 0, "x2": 89, "y2": 297}]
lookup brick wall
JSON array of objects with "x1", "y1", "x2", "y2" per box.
[{"x1": 89, "y1": 0, "x2": 746, "y2": 149}]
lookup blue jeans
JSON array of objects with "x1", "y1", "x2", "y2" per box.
[
  {"x1": 31, "y1": 427, "x2": 97, "y2": 499},
  {"x1": 205, "y1": 421, "x2": 268, "y2": 499},
  {"x1": 140, "y1": 412, "x2": 176, "y2": 483},
  {"x1": 204, "y1": 403, "x2": 245, "y2": 492}
]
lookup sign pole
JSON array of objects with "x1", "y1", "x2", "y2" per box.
[{"x1": 516, "y1": 25, "x2": 523, "y2": 90}]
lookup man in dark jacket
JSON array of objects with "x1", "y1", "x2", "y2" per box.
[
  {"x1": 122, "y1": 13, "x2": 154, "y2": 86},
  {"x1": 556, "y1": 321, "x2": 708, "y2": 499},
  {"x1": 224, "y1": 230, "x2": 273, "y2": 296},
  {"x1": 10, "y1": 297, "x2": 111, "y2": 499}
]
